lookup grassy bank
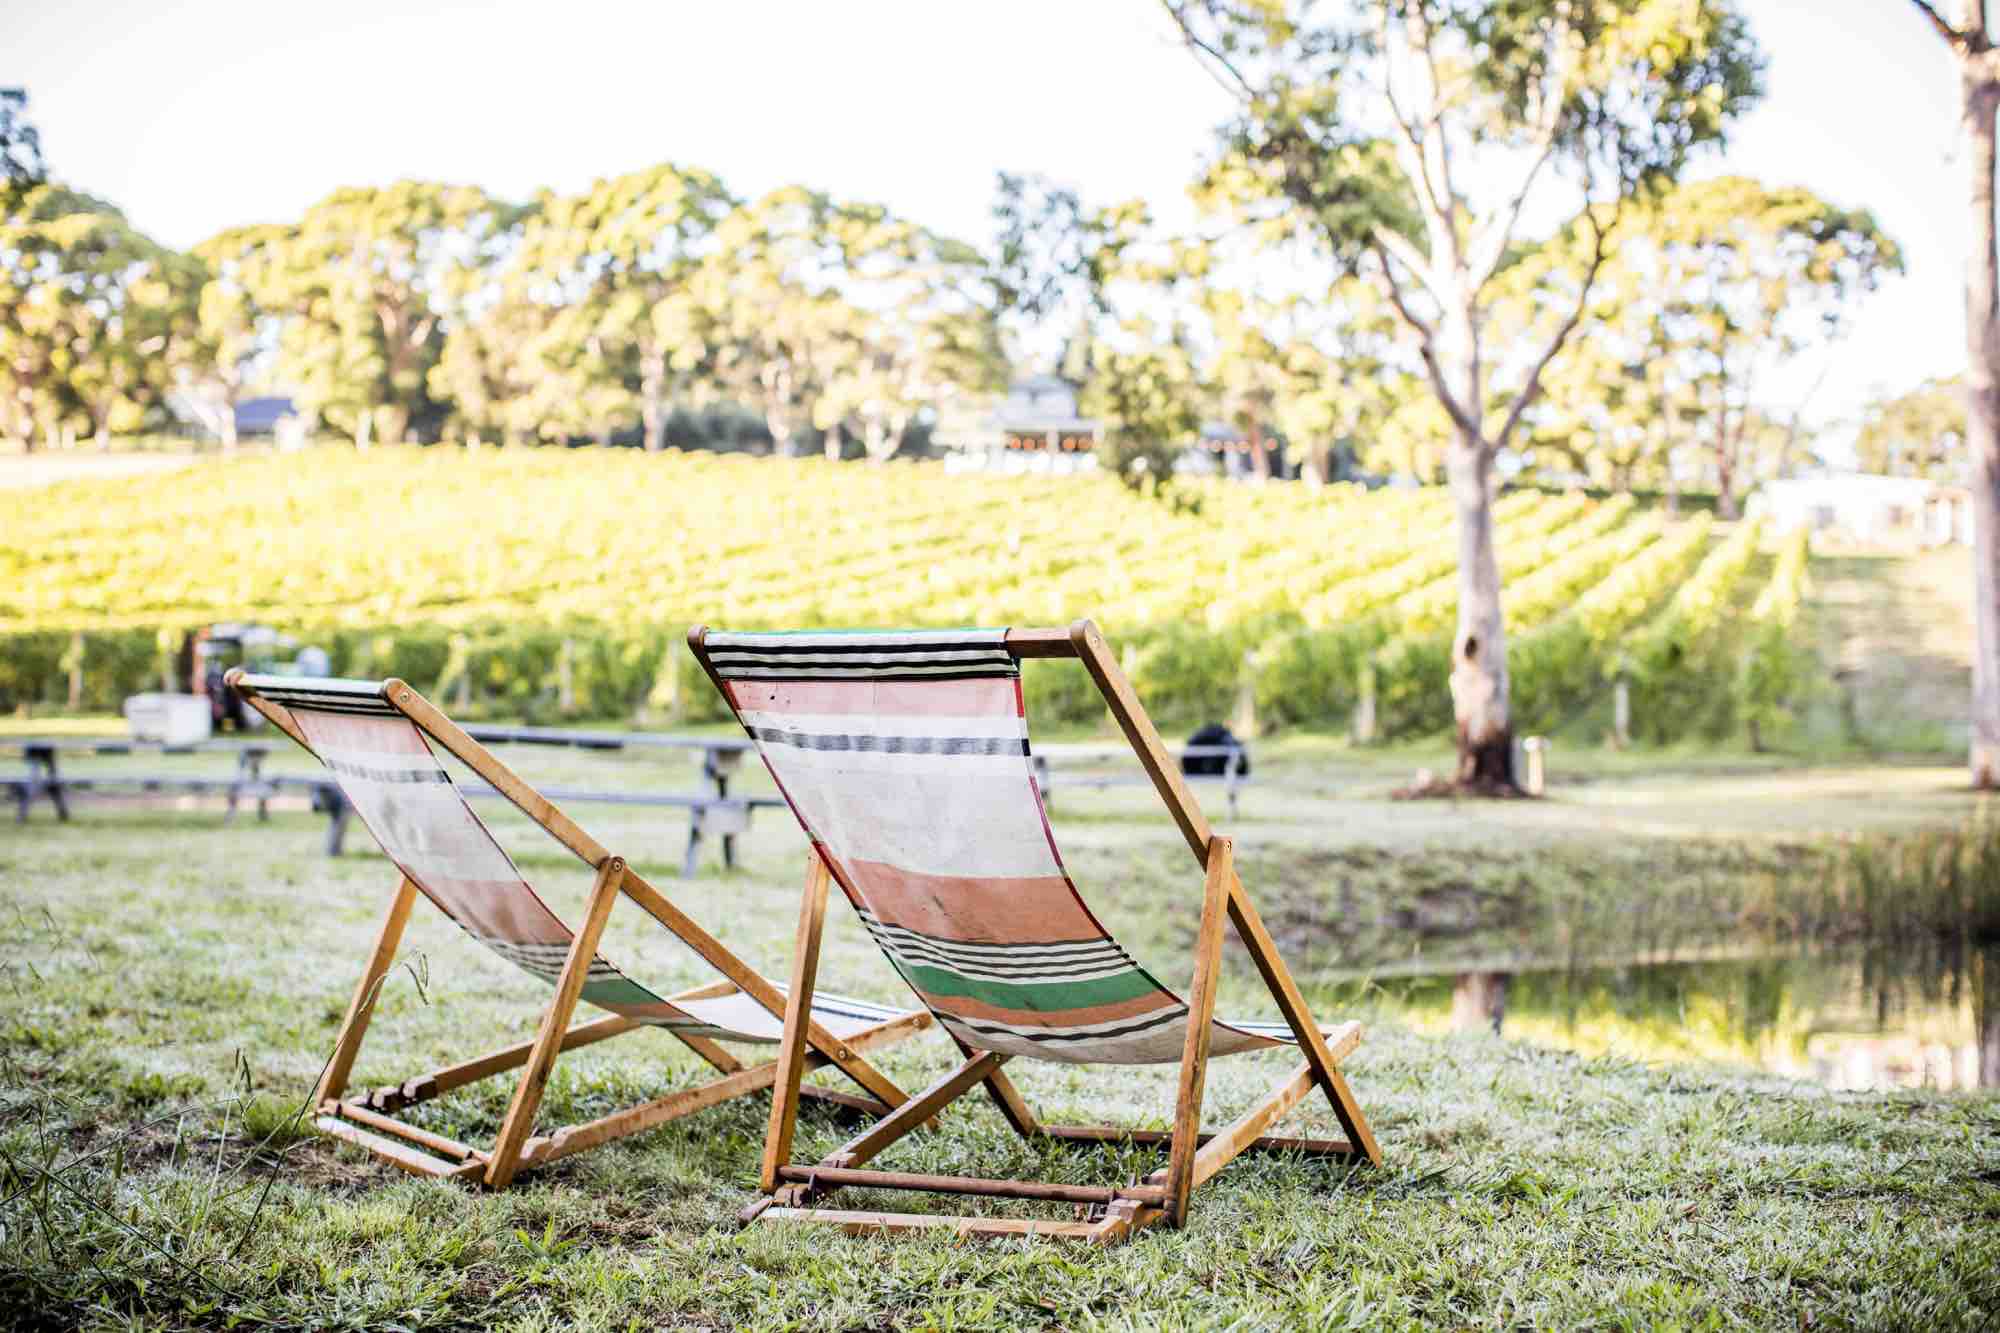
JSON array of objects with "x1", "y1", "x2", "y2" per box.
[{"x1": 2, "y1": 751, "x2": 1997, "y2": 1330}]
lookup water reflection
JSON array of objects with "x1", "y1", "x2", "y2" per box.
[{"x1": 1360, "y1": 942, "x2": 1997, "y2": 1091}]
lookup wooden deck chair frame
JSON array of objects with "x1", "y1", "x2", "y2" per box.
[
  {"x1": 690, "y1": 619, "x2": 1381, "y2": 1244},
  {"x1": 226, "y1": 670, "x2": 930, "y2": 1189}
]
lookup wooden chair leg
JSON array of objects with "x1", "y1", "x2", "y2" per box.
[
  {"x1": 1226, "y1": 868, "x2": 1382, "y2": 1166},
  {"x1": 947, "y1": 1031, "x2": 1039, "y2": 1139},
  {"x1": 316, "y1": 875, "x2": 419, "y2": 1107},
  {"x1": 1166, "y1": 837, "x2": 1232, "y2": 1225},
  {"x1": 761, "y1": 851, "x2": 832, "y2": 1192},
  {"x1": 485, "y1": 856, "x2": 626, "y2": 1188}
]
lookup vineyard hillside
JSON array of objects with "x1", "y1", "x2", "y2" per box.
[{"x1": 0, "y1": 449, "x2": 1811, "y2": 740}]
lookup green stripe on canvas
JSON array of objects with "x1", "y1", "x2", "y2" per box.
[{"x1": 899, "y1": 963, "x2": 1159, "y2": 1011}]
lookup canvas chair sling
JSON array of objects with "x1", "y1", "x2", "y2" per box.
[
  {"x1": 227, "y1": 670, "x2": 929, "y2": 1189},
  {"x1": 688, "y1": 619, "x2": 1380, "y2": 1244}
]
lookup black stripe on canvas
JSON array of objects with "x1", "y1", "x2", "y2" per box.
[
  {"x1": 278, "y1": 698, "x2": 403, "y2": 717},
  {"x1": 322, "y1": 756, "x2": 451, "y2": 785},
  {"x1": 716, "y1": 667, "x2": 1020, "y2": 683},
  {"x1": 862, "y1": 932, "x2": 1132, "y2": 981},
  {"x1": 942, "y1": 1007, "x2": 1188, "y2": 1045},
  {"x1": 706, "y1": 639, "x2": 1008, "y2": 657},
  {"x1": 857, "y1": 912, "x2": 1124, "y2": 961}
]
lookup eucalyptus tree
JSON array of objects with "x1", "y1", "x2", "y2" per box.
[
  {"x1": 0, "y1": 184, "x2": 199, "y2": 449},
  {"x1": 1164, "y1": 0, "x2": 1763, "y2": 787},
  {"x1": 695, "y1": 187, "x2": 878, "y2": 458},
  {"x1": 429, "y1": 290, "x2": 568, "y2": 446},
  {"x1": 189, "y1": 224, "x2": 293, "y2": 449},
  {"x1": 816, "y1": 214, "x2": 1006, "y2": 463},
  {"x1": 1524, "y1": 178, "x2": 1897, "y2": 507},
  {"x1": 237, "y1": 182, "x2": 514, "y2": 446},
  {"x1": 1856, "y1": 376, "x2": 1968, "y2": 480},
  {"x1": 527, "y1": 165, "x2": 735, "y2": 450},
  {"x1": 1902, "y1": 1, "x2": 2000, "y2": 785}
]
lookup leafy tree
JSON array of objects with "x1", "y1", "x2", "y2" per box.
[
  {"x1": 0, "y1": 89, "x2": 46, "y2": 187},
  {"x1": 429, "y1": 289, "x2": 567, "y2": 446},
  {"x1": 236, "y1": 182, "x2": 513, "y2": 446},
  {"x1": 1077, "y1": 319, "x2": 1206, "y2": 503},
  {"x1": 1855, "y1": 376, "x2": 1967, "y2": 480},
  {"x1": 530, "y1": 165, "x2": 735, "y2": 451},
  {"x1": 0, "y1": 185, "x2": 200, "y2": 449},
  {"x1": 695, "y1": 188, "x2": 911, "y2": 459},
  {"x1": 188, "y1": 224, "x2": 292, "y2": 449},
  {"x1": 1166, "y1": 0, "x2": 1764, "y2": 787},
  {"x1": 816, "y1": 216, "x2": 1005, "y2": 463},
  {"x1": 1901, "y1": 0, "x2": 2000, "y2": 786},
  {"x1": 1526, "y1": 177, "x2": 1898, "y2": 507}
]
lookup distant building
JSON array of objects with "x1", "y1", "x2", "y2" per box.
[
  {"x1": 1751, "y1": 474, "x2": 1970, "y2": 546},
  {"x1": 936, "y1": 375, "x2": 1102, "y2": 476},
  {"x1": 233, "y1": 397, "x2": 296, "y2": 436}
]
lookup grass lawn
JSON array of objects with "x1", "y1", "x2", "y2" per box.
[{"x1": 2, "y1": 736, "x2": 1997, "y2": 1331}]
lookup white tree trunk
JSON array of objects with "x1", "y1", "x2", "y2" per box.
[
  {"x1": 1964, "y1": 73, "x2": 2000, "y2": 785},
  {"x1": 640, "y1": 351, "x2": 669, "y2": 452},
  {"x1": 1447, "y1": 432, "x2": 1513, "y2": 786}
]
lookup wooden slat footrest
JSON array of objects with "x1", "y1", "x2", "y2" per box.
[
  {"x1": 756, "y1": 1206, "x2": 1109, "y2": 1241},
  {"x1": 776, "y1": 1164, "x2": 1128, "y2": 1206},
  {"x1": 315, "y1": 1115, "x2": 483, "y2": 1181},
  {"x1": 1042, "y1": 1125, "x2": 1360, "y2": 1158},
  {"x1": 797, "y1": 1084, "x2": 891, "y2": 1116},
  {"x1": 332, "y1": 1101, "x2": 483, "y2": 1162}
]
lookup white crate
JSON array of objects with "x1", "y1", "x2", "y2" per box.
[{"x1": 123, "y1": 693, "x2": 213, "y2": 746}]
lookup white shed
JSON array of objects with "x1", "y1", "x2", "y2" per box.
[{"x1": 1751, "y1": 474, "x2": 1970, "y2": 546}]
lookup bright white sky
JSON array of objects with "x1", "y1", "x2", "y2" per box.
[{"x1": 7, "y1": 0, "x2": 1972, "y2": 425}]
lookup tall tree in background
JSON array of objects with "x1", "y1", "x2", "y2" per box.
[
  {"x1": 0, "y1": 185, "x2": 199, "y2": 449},
  {"x1": 697, "y1": 187, "x2": 876, "y2": 458},
  {"x1": 1166, "y1": 0, "x2": 1763, "y2": 787},
  {"x1": 239, "y1": 183, "x2": 510, "y2": 446},
  {"x1": 1856, "y1": 376, "x2": 1968, "y2": 479},
  {"x1": 818, "y1": 215, "x2": 1006, "y2": 462},
  {"x1": 1524, "y1": 177, "x2": 1897, "y2": 505},
  {"x1": 1904, "y1": 1, "x2": 2000, "y2": 785},
  {"x1": 189, "y1": 224, "x2": 292, "y2": 449},
  {"x1": 536, "y1": 165, "x2": 735, "y2": 451}
]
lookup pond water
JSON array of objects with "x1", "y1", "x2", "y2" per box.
[{"x1": 1349, "y1": 942, "x2": 1998, "y2": 1091}]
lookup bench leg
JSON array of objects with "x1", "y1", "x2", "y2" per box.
[
  {"x1": 682, "y1": 822, "x2": 702, "y2": 879},
  {"x1": 723, "y1": 832, "x2": 738, "y2": 870},
  {"x1": 325, "y1": 799, "x2": 353, "y2": 857}
]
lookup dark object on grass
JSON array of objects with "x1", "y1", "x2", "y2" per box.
[{"x1": 1181, "y1": 723, "x2": 1249, "y2": 778}]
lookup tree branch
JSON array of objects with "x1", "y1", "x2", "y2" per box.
[
  {"x1": 1492, "y1": 202, "x2": 1617, "y2": 453},
  {"x1": 1371, "y1": 241, "x2": 1480, "y2": 440},
  {"x1": 1371, "y1": 224, "x2": 1443, "y2": 306},
  {"x1": 1466, "y1": 20, "x2": 1571, "y2": 288},
  {"x1": 1906, "y1": 0, "x2": 1983, "y2": 52},
  {"x1": 1159, "y1": 2, "x2": 1259, "y2": 101},
  {"x1": 1378, "y1": 4, "x2": 1457, "y2": 266}
]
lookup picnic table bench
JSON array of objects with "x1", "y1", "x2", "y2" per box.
[
  {"x1": 1032, "y1": 742, "x2": 1253, "y2": 817},
  {"x1": 1, "y1": 737, "x2": 281, "y2": 823},
  {"x1": 1, "y1": 728, "x2": 777, "y2": 877}
]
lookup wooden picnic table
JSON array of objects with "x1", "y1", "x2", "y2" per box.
[{"x1": 0, "y1": 728, "x2": 776, "y2": 877}]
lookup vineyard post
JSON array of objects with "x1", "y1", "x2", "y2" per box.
[
  {"x1": 1522, "y1": 737, "x2": 1548, "y2": 797},
  {"x1": 1613, "y1": 664, "x2": 1632, "y2": 749},
  {"x1": 1353, "y1": 656, "x2": 1378, "y2": 745}
]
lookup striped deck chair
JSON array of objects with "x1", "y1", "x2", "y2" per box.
[
  {"x1": 688, "y1": 620, "x2": 1381, "y2": 1244},
  {"x1": 226, "y1": 671, "x2": 929, "y2": 1188}
]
